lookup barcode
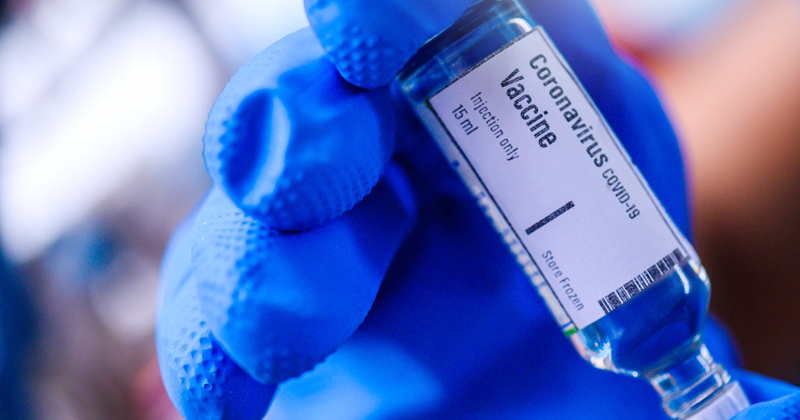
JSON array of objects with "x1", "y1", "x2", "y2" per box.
[{"x1": 598, "y1": 249, "x2": 684, "y2": 314}]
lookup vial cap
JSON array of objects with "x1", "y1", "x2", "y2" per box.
[{"x1": 685, "y1": 382, "x2": 751, "y2": 420}]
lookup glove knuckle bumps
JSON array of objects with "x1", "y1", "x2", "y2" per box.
[
  {"x1": 320, "y1": 22, "x2": 409, "y2": 89},
  {"x1": 192, "y1": 197, "x2": 319, "y2": 382},
  {"x1": 305, "y1": 0, "x2": 475, "y2": 89},
  {"x1": 203, "y1": 28, "x2": 394, "y2": 231},
  {"x1": 157, "y1": 224, "x2": 274, "y2": 420}
]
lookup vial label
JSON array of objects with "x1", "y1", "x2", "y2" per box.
[{"x1": 426, "y1": 27, "x2": 695, "y2": 329}]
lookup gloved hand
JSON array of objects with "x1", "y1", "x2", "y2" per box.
[{"x1": 156, "y1": 0, "x2": 800, "y2": 419}]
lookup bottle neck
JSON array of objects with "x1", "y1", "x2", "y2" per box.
[
  {"x1": 398, "y1": 0, "x2": 533, "y2": 82},
  {"x1": 647, "y1": 344, "x2": 732, "y2": 418}
]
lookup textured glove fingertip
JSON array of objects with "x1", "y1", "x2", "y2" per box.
[
  {"x1": 157, "y1": 218, "x2": 276, "y2": 420},
  {"x1": 306, "y1": 11, "x2": 411, "y2": 89},
  {"x1": 157, "y1": 293, "x2": 276, "y2": 420}
]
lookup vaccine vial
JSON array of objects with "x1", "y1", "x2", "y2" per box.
[{"x1": 395, "y1": 1, "x2": 750, "y2": 418}]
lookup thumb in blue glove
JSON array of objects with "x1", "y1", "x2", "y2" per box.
[{"x1": 734, "y1": 394, "x2": 800, "y2": 420}]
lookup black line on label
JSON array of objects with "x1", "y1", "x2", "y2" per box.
[
  {"x1": 425, "y1": 99, "x2": 575, "y2": 328},
  {"x1": 535, "y1": 27, "x2": 691, "y2": 260},
  {"x1": 526, "y1": 201, "x2": 575, "y2": 235}
]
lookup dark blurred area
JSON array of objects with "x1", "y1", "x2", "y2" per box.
[
  {"x1": 1, "y1": 0, "x2": 9, "y2": 26},
  {"x1": 0, "y1": 0, "x2": 798, "y2": 419},
  {"x1": 0, "y1": 250, "x2": 36, "y2": 420}
]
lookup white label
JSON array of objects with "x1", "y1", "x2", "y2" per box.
[{"x1": 426, "y1": 28, "x2": 694, "y2": 330}]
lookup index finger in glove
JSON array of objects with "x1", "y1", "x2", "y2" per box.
[
  {"x1": 203, "y1": 27, "x2": 397, "y2": 231},
  {"x1": 305, "y1": 0, "x2": 475, "y2": 88}
]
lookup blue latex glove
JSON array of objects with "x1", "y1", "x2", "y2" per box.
[{"x1": 156, "y1": 0, "x2": 800, "y2": 418}]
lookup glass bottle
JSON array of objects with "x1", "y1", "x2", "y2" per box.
[{"x1": 395, "y1": 0, "x2": 750, "y2": 418}]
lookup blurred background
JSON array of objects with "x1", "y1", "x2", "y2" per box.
[{"x1": 0, "y1": 0, "x2": 797, "y2": 418}]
